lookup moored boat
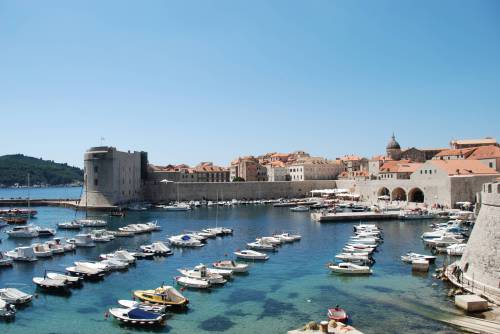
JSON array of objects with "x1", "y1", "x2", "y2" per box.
[
  {"x1": 234, "y1": 249, "x2": 269, "y2": 261},
  {"x1": 133, "y1": 285, "x2": 189, "y2": 308},
  {"x1": 213, "y1": 260, "x2": 249, "y2": 273},
  {"x1": 175, "y1": 276, "x2": 210, "y2": 289},
  {"x1": 328, "y1": 262, "x2": 372, "y2": 275},
  {"x1": 0, "y1": 288, "x2": 32, "y2": 305},
  {"x1": 108, "y1": 307, "x2": 166, "y2": 326}
]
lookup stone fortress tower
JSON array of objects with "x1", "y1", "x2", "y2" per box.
[
  {"x1": 455, "y1": 180, "x2": 500, "y2": 303},
  {"x1": 79, "y1": 146, "x2": 148, "y2": 208},
  {"x1": 386, "y1": 133, "x2": 402, "y2": 160}
]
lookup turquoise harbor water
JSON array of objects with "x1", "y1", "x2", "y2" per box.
[{"x1": 0, "y1": 190, "x2": 465, "y2": 334}]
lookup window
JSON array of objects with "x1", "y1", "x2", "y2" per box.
[
  {"x1": 425, "y1": 170, "x2": 427, "y2": 174},
  {"x1": 464, "y1": 262, "x2": 469, "y2": 273},
  {"x1": 94, "y1": 166, "x2": 98, "y2": 173},
  {"x1": 489, "y1": 162, "x2": 493, "y2": 168},
  {"x1": 429, "y1": 170, "x2": 432, "y2": 175},
  {"x1": 488, "y1": 184, "x2": 492, "y2": 193},
  {"x1": 94, "y1": 178, "x2": 98, "y2": 186}
]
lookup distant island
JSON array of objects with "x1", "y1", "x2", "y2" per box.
[{"x1": 0, "y1": 154, "x2": 83, "y2": 187}]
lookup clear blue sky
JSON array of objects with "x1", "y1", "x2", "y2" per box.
[{"x1": 1, "y1": 0, "x2": 499, "y2": 168}]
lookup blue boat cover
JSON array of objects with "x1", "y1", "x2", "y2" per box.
[
  {"x1": 181, "y1": 235, "x2": 191, "y2": 241},
  {"x1": 127, "y1": 308, "x2": 158, "y2": 320}
]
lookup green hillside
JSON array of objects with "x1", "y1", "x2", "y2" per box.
[{"x1": 0, "y1": 154, "x2": 83, "y2": 187}]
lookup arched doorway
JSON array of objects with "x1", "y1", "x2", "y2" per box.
[
  {"x1": 408, "y1": 187, "x2": 424, "y2": 203},
  {"x1": 391, "y1": 187, "x2": 407, "y2": 201},
  {"x1": 377, "y1": 187, "x2": 390, "y2": 200}
]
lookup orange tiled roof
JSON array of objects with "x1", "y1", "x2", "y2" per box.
[
  {"x1": 452, "y1": 138, "x2": 497, "y2": 145},
  {"x1": 379, "y1": 160, "x2": 411, "y2": 172},
  {"x1": 435, "y1": 148, "x2": 476, "y2": 158},
  {"x1": 466, "y1": 145, "x2": 500, "y2": 160},
  {"x1": 430, "y1": 159, "x2": 499, "y2": 176}
]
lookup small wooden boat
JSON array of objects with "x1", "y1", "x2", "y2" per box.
[
  {"x1": 328, "y1": 307, "x2": 348, "y2": 323},
  {"x1": 133, "y1": 285, "x2": 189, "y2": 307},
  {"x1": 108, "y1": 307, "x2": 166, "y2": 326}
]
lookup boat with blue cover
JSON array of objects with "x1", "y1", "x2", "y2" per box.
[{"x1": 108, "y1": 307, "x2": 166, "y2": 326}]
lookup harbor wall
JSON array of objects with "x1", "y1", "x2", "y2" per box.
[
  {"x1": 457, "y1": 181, "x2": 500, "y2": 303},
  {"x1": 143, "y1": 180, "x2": 338, "y2": 202}
]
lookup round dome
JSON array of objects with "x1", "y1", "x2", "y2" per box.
[{"x1": 386, "y1": 134, "x2": 400, "y2": 150}]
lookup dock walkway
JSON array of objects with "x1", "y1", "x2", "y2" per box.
[{"x1": 311, "y1": 211, "x2": 400, "y2": 222}]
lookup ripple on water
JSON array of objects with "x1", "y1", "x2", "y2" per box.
[
  {"x1": 77, "y1": 306, "x2": 99, "y2": 314},
  {"x1": 199, "y1": 315, "x2": 235, "y2": 332},
  {"x1": 224, "y1": 309, "x2": 250, "y2": 317}
]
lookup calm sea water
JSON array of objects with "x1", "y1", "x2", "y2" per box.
[
  {"x1": 0, "y1": 189, "x2": 464, "y2": 334},
  {"x1": 0, "y1": 186, "x2": 82, "y2": 200}
]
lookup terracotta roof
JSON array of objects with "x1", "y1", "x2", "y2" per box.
[
  {"x1": 466, "y1": 145, "x2": 500, "y2": 160},
  {"x1": 379, "y1": 160, "x2": 411, "y2": 173},
  {"x1": 435, "y1": 148, "x2": 475, "y2": 158},
  {"x1": 340, "y1": 155, "x2": 362, "y2": 161},
  {"x1": 271, "y1": 153, "x2": 290, "y2": 158},
  {"x1": 269, "y1": 161, "x2": 286, "y2": 167},
  {"x1": 370, "y1": 155, "x2": 390, "y2": 161},
  {"x1": 429, "y1": 160, "x2": 499, "y2": 176},
  {"x1": 397, "y1": 163, "x2": 423, "y2": 173}
]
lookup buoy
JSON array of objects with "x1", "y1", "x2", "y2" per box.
[
  {"x1": 307, "y1": 299, "x2": 311, "y2": 303},
  {"x1": 104, "y1": 311, "x2": 109, "y2": 319}
]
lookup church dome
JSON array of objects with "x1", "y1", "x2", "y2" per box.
[{"x1": 386, "y1": 134, "x2": 401, "y2": 150}]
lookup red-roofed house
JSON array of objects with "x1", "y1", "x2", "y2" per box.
[
  {"x1": 466, "y1": 145, "x2": 500, "y2": 172},
  {"x1": 433, "y1": 148, "x2": 476, "y2": 160}
]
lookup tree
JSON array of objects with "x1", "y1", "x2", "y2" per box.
[{"x1": 232, "y1": 176, "x2": 245, "y2": 182}]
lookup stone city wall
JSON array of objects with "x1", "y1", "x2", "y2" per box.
[{"x1": 143, "y1": 180, "x2": 338, "y2": 202}]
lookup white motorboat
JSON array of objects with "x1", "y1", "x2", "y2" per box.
[
  {"x1": 100, "y1": 250, "x2": 136, "y2": 264},
  {"x1": 71, "y1": 234, "x2": 96, "y2": 247},
  {"x1": 258, "y1": 236, "x2": 282, "y2": 245},
  {"x1": 5, "y1": 246, "x2": 38, "y2": 262},
  {"x1": 353, "y1": 224, "x2": 381, "y2": 232},
  {"x1": 342, "y1": 245, "x2": 375, "y2": 254},
  {"x1": 57, "y1": 221, "x2": 82, "y2": 230},
  {"x1": 0, "y1": 252, "x2": 13, "y2": 267},
  {"x1": 447, "y1": 243, "x2": 467, "y2": 256},
  {"x1": 168, "y1": 235, "x2": 203, "y2": 247},
  {"x1": 101, "y1": 259, "x2": 129, "y2": 271},
  {"x1": 129, "y1": 224, "x2": 151, "y2": 234},
  {"x1": 0, "y1": 288, "x2": 32, "y2": 304},
  {"x1": 53, "y1": 238, "x2": 76, "y2": 252},
  {"x1": 207, "y1": 267, "x2": 233, "y2": 278},
  {"x1": 273, "y1": 232, "x2": 301, "y2": 243},
  {"x1": 90, "y1": 229, "x2": 115, "y2": 242},
  {"x1": 425, "y1": 234, "x2": 465, "y2": 247},
  {"x1": 234, "y1": 250, "x2": 269, "y2": 261},
  {"x1": 108, "y1": 307, "x2": 166, "y2": 326},
  {"x1": 247, "y1": 240, "x2": 276, "y2": 251},
  {"x1": 202, "y1": 227, "x2": 225, "y2": 236},
  {"x1": 401, "y1": 252, "x2": 436, "y2": 264},
  {"x1": 32, "y1": 243, "x2": 53, "y2": 258},
  {"x1": 175, "y1": 276, "x2": 210, "y2": 289},
  {"x1": 335, "y1": 253, "x2": 372, "y2": 264},
  {"x1": 66, "y1": 265, "x2": 105, "y2": 279},
  {"x1": 328, "y1": 262, "x2": 372, "y2": 275},
  {"x1": 44, "y1": 240, "x2": 65, "y2": 254},
  {"x1": 114, "y1": 230, "x2": 135, "y2": 237},
  {"x1": 144, "y1": 221, "x2": 161, "y2": 232},
  {"x1": 118, "y1": 300, "x2": 166, "y2": 314},
  {"x1": 6, "y1": 225, "x2": 39, "y2": 238},
  {"x1": 140, "y1": 242, "x2": 173, "y2": 256},
  {"x1": 213, "y1": 260, "x2": 249, "y2": 273},
  {"x1": 33, "y1": 276, "x2": 69, "y2": 291},
  {"x1": 178, "y1": 264, "x2": 227, "y2": 285},
  {"x1": 349, "y1": 237, "x2": 380, "y2": 245},
  {"x1": 164, "y1": 204, "x2": 191, "y2": 211},
  {"x1": 127, "y1": 203, "x2": 149, "y2": 211},
  {"x1": 76, "y1": 219, "x2": 107, "y2": 227},
  {"x1": 290, "y1": 206, "x2": 309, "y2": 212},
  {"x1": 75, "y1": 261, "x2": 111, "y2": 273},
  {"x1": 46, "y1": 272, "x2": 82, "y2": 286},
  {"x1": 0, "y1": 299, "x2": 15, "y2": 319},
  {"x1": 37, "y1": 228, "x2": 56, "y2": 237}
]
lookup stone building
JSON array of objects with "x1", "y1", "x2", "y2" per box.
[
  {"x1": 450, "y1": 137, "x2": 498, "y2": 149},
  {"x1": 453, "y1": 180, "x2": 500, "y2": 304},
  {"x1": 265, "y1": 161, "x2": 290, "y2": 182},
  {"x1": 148, "y1": 162, "x2": 229, "y2": 183},
  {"x1": 466, "y1": 145, "x2": 500, "y2": 172},
  {"x1": 80, "y1": 146, "x2": 147, "y2": 208},
  {"x1": 400, "y1": 147, "x2": 445, "y2": 162},
  {"x1": 379, "y1": 161, "x2": 422, "y2": 180},
  {"x1": 230, "y1": 156, "x2": 267, "y2": 181},
  {"x1": 288, "y1": 158, "x2": 342, "y2": 181},
  {"x1": 386, "y1": 134, "x2": 402, "y2": 160}
]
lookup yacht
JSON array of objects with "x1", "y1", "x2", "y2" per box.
[
  {"x1": 6, "y1": 225, "x2": 39, "y2": 238},
  {"x1": 328, "y1": 262, "x2": 372, "y2": 275},
  {"x1": 5, "y1": 247, "x2": 38, "y2": 262},
  {"x1": 234, "y1": 249, "x2": 269, "y2": 260}
]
